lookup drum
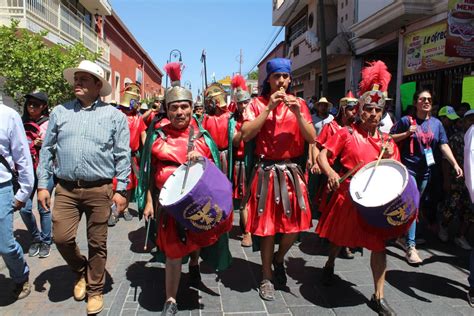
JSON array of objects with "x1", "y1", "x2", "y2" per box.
[
  {"x1": 349, "y1": 159, "x2": 419, "y2": 229},
  {"x1": 159, "y1": 157, "x2": 233, "y2": 233}
]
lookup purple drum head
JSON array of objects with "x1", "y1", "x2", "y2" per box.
[
  {"x1": 349, "y1": 159, "x2": 420, "y2": 229},
  {"x1": 159, "y1": 157, "x2": 233, "y2": 232}
]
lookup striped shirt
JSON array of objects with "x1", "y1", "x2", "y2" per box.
[{"x1": 37, "y1": 99, "x2": 131, "y2": 191}]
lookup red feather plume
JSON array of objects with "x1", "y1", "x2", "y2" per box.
[
  {"x1": 231, "y1": 74, "x2": 248, "y2": 91},
  {"x1": 358, "y1": 60, "x2": 391, "y2": 96},
  {"x1": 164, "y1": 62, "x2": 182, "y2": 82}
]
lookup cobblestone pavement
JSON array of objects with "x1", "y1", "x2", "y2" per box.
[{"x1": 1, "y1": 203, "x2": 473, "y2": 315}]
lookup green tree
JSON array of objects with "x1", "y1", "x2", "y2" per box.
[
  {"x1": 0, "y1": 20, "x2": 100, "y2": 109},
  {"x1": 247, "y1": 70, "x2": 258, "y2": 80}
]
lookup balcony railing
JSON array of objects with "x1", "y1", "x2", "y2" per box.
[{"x1": 0, "y1": 0, "x2": 109, "y2": 63}]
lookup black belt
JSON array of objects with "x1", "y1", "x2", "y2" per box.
[{"x1": 58, "y1": 178, "x2": 112, "y2": 189}]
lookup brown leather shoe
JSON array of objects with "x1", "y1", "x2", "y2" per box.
[
  {"x1": 241, "y1": 233, "x2": 252, "y2": 247},
  {"x1": 87, "y1": 294, "x2": 104, "y2": 315},
  {"x1": 73, "y1": 273, "x2": 86, "y2": 301}
]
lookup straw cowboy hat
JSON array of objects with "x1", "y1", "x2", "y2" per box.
[
  {"x1": 316, "y1": 97, "x2": 333, "y2": 107},
  {"x1": 63, "y1": 60, "x2": 112, "y2": 97}
]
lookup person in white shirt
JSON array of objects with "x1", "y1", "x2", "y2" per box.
[
  {"x1": 464, "y1": 109, "x2": 474, "y2": 307},
  {"x1": 0, "y1": 101, "x2": 35, "y2": 300}
]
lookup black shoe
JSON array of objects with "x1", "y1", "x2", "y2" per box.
[
  {"x1": 273, "y1": 254, "x2": 287, "y2": 286},
  {"x1": 339, "y1": 247, "x2": 355, "y2": 259},
  {"x1": 12, "y1": 280, "x2": 31, "y2": 300},
  {"x1": 468, "y1": 289, "x2": 474, "y2": 307},
  {"x1": 38, "y1": 243, "x2": 51, "y2": 258},
  {"x1": 370, "y1": 295, "x2": 396, "y2": 316},
  {"x1": 161, "y1": 301, "x2": 178, "y2": 315},
  {"x1": 321, "y1": 265, "x2": 335, "y2": 286},
  {"x1": 28, "y1": 242, "x2": 41, "y2": 257},
  {"x1": 188, "y1": 264, "x2": 201, "y2": 288}
]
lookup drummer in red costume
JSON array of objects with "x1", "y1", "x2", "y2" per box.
[
  {"x1": 202, "y1": 83, "x2": 232, "y2": 174},
  {"x1": 111, "y1": 83, "x2": 146, "y2": 224},
  {"x1": 316, "y1": 61, "x2": 405, "y2": 316},
  {"x1": 241, "y1": 58, "x2": 316, "y2": 301},
  {"x1": 138, "y1": 63, "x2": 232, "y2": 315}
]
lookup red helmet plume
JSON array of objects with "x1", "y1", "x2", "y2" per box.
[{"x1": 231, "y1": 74, "x2": 248, "y2": 91}]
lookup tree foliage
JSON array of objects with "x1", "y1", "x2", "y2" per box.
[
  {"x1": 0, "y1": 20, "x2": 100, "y2": 109},
  {"x1": 247, "y1": 70, "x2": 259, "y2": 80}
]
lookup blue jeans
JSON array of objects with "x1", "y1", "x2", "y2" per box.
[
  {"x1": 406, "y1": 172, "x2": 430, "y2": 248},
  {"x1": 20, "y1": 177, "x2": 54, "y2": 245},
  {"x1": 0, "y1": 181, "x2": 29, "y2": 283}
]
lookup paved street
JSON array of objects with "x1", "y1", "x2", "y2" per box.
[{"x1": 1, "y1": 203, "x2": 474, "y2": 316}]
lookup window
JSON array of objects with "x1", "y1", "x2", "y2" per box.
[
  {"x1": 136, "y1": 68, "x2": 143, "y2": 85},
  {"x1": 341, "y1": 2, "x2": 343, "y2": 9},
  {"x1": 114, "y1": 72, "x2": 120, "y2": 101},
  {"x1": 345, "y1": 14, "x2": 348, "y2": 21},
  {"x1": 288, "y1": 14, "x2": 307, "y2": 43},
  {"x1": 293, "y1": 45, "x2": 299, "y2": 57}
]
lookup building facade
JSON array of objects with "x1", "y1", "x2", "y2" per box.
[
  {"x1": 104, "y1": 13, "x2": 162, "y2": 103},
  {"x1": 0, "y1": 0, "x2": 162, "y2": 106},
  {"x1": 271, "y1": 0, "x2": 474, "y2": 118}
]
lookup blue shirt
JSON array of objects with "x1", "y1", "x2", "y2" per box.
[
  {"x1": 37, "y1": 99, "x2": 131, "y2": 191},
  {"x1": 390, "y1": 115, "x2": 448, "y2": 175},
  {"x1": 0, "y1": 103, "x2": 35, "y2": 202}
]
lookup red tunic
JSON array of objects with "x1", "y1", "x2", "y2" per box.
[
  {"x1": 151, "y1": 124, "x2": 233, "y2": 259},
  {"x1": 313, "y1": 120, "x2": 342, "y2": 212},
  {"x1": 243, "y1": 96, "x2": 311, "y2": 160},
  {"x1": 315, "y1": 124, "x2": 407, "y2": 251},
  {"x1": 202, "y1": 110, "x2": 231, "y2": 150},
  {"x1": 113, "y1": 112, "x2": 146, "y2": 190},
  {"x1": 232, "y1": 120, "x2": 246, "y2": 199},
  {"x1": 243, "y1": 96, "x2": 313, "y2": 236}
]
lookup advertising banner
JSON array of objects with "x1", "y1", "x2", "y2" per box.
[
  {"x1": 445, "y1": 0, "x2": 474, "y2": 58},
  {"x1": 404, "y1": 22, "x2": 470, "y2": 75}
]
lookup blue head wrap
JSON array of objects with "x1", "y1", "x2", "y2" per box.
[{"x1": 262, "y1": 58, "x2": 292, "y2": 97}]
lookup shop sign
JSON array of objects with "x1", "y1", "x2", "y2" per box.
[
  {"x1": 446, "y1": 0, "x2": 474, "y2": 58},
  {"x1": 404, "y1": 22, "x2": 470, "y2": 75}
]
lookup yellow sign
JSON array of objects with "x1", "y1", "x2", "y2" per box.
[
  {"x1": 218, "y1": 76, "x2": 231, "y2": 86},
  {"x1": 403, "y1": 21, "x2": 470, "y2": 75}
]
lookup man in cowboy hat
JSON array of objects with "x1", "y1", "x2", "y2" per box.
[
  {"x1": 37, "y1": 60, "x2": 130, "y2": 314},
  {"x1": 312, "y1": 96, "x2": 334, "y2": 135}
]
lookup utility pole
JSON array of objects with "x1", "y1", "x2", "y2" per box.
[
  {"x1": 201, "y1": 49, "x2": 208, "y2": 88},
  {"x1": 239, "y1": 49, "x2": 243, "y2": 75},
  {"x1": 318, "y1": 0, "x2": 328, "y2": 97}
]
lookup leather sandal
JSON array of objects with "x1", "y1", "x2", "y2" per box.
[{"x1": 259, "y1": 279, "x2": 275, "y2": 301}]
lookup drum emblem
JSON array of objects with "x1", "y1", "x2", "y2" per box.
[
  {"x1": 183, "y1": 197, "x2": 223, "y2": 231},
  {"x1": 383, "y1": 198, "x2": 415, "y2": 226}
]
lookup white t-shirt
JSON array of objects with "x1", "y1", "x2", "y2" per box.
[{"x1": 312, "y1": 114, "x2": 334, "y2": 135}]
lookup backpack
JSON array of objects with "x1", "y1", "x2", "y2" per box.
[{"x1": 23, "y1": 116, "x2": 48, "y2": 170}]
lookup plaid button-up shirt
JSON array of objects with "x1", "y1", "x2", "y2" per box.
[{"x1": 37, "y1": 99, "x2": 131, "y2": 191}]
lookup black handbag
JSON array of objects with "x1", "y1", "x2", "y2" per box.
[{"x1": 0, "y1": 155, "x2": 20, "y2": 194}]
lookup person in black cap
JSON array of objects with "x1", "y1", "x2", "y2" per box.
[{"x1": 20, "y1": 91, "x2": 54, "y2": 259}]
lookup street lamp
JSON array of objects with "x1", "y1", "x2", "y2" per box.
[{"x1": 165, "y1": 49, "x2": 182, "y2": 89}]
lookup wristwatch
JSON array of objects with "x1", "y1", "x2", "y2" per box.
[{"x1": 115, "y1": 190, "x2": 127, "y2": 198}]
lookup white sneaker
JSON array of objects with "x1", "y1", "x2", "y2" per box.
[
  {"x1": 454, "y1": 236, "x2": 472, "y2": 250},
  {"x1": 438, "y1": 226, "x2": 449, "y2": 242},
  {"x1": 406, "y1": 246, "x2": 423, "y2": 264}
]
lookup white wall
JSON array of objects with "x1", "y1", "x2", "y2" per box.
[{"x1": 357, "y1": 0, "x2": 394, "y2": 22}]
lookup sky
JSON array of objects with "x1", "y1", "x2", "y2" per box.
[{"x1": 111, "y1": 0, "x2": 284, "y2": 98}]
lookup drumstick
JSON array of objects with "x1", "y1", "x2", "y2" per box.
[
  {"x1": 181, "y1": 126, "x2": 195, "y2": 194},
  {"x1": 338, "y1": 161, "x2": 364, "y2": 184},
  {"x1": 144, "y1": 219, "x2": 151, "y2": 251},
  {"x1": 361, "y1": 144, "x2": 387, "y2": 194}
]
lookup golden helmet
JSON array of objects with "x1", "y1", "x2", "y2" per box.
[
  {"x1": 118, "y1": 83, "x2": 141, "y2": 110},
  {"x1": 205, "y1": 83, "x2": 227, "y2": 108},
  {"x1": 164, "y1": 62, "x2": 192, "y2": 105}
]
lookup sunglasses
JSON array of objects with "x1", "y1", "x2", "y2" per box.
[
  {"x1": 418, "y1": 97, "x2": 432, "y2": 103},
  {"x1": 27, "y1": 102, "x2": 44, "y2": 108},
  {"x1": 272, "y1": 73, "x2": 290, "y2": 79}
]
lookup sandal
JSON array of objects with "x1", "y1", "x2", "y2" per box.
[{"x1": 259, "y1": 279, "x2": 275, "y2": 301}]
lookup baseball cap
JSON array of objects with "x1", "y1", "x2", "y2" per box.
[
  {"x1": 25, "y1": 91, "x2": 48, "y2": 104},
  {"x1": 464, "y1": 109, "x2": 474, "y2": 118},
  {"x1": 438, "y1": 106, "x2": 460, "y2": 120}
]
